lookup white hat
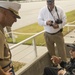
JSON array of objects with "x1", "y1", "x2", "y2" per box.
[{"x1": 0, "y1": 1, "x2": 21, "y2": 19}]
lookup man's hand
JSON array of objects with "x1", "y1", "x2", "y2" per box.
[
  {"x1": 5, "y1": 68, "x2": 12, "y2": 75},
  {"x1": 0, "y1": 66, "x2": 12, "y2": 75},
  {"x1": 46, "y1": 20, "x2": 53, "y2": 26},
  {"x1": 52, "y1": 23, "x2": 59, "y2": 29},
  {"x1": 46, "y1": 21, "x2": 59, "y2": 28},
  {"x1": 51, "y1": 55, "x2": 62, "y2": 65},
  {"x1": 58, "y1": 70, "x2": 66, "y2": 75}
]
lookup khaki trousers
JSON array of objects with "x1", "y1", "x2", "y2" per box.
[{"x1": 44, "y1": 32, "x2": 67, "y2": 61}]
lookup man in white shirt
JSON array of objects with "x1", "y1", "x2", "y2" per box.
[{"x1": 38, "y1": 0, "x2": 67, "y2": 61}]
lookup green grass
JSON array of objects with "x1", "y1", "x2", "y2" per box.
[
  {"x1": 7, "y1": 23, "x2": 45, "y2": 45},
  {"x1": 7, "y1": 10, "x2": 75, "y2": 46},
  {"x1": 12, "y1": 61, "x2": 25, "y2": 72},
  {"x1": 66, "y1": 10, "x2": 75, "y2": 22},
  {"x1": 14, "y1": 23, "x2": 43, "y2": 33}
]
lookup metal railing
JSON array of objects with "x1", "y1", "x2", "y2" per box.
[
  {"x1": 8, "y1": 22, "x2": 75, "y2": 57},
  {"x1": 10, "y1": 30, "x2": 44, "y2": 57}
]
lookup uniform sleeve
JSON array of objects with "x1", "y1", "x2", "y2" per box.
[
  {"x1": 0, "y1": 31, "x2": 5, "y2": 59},
  {"x1": 0, "y1": 66, "x2": 6, "y2": 75}
]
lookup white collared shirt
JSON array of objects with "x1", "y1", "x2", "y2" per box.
[{"x1": 38, "y1": 6, "x2": 67, "y2": 33}]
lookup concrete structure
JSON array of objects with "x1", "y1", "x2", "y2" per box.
[
  {"x1": 15, "y1": 45, "x2": 71, "y2": 75},
  {"x1": 16, "y1": 52, "x2": 52, "y2": 75}
]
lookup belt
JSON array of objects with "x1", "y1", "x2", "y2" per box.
[
  {"x1": 47, "y1": 29, "x2": 62, "y2": 35},
  {"x1": 2, "y1": 61, "x2": 13, "y2": 71}
]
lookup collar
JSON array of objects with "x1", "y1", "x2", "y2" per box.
[{"x1": 47, "y1": 5, "x2": 55, "y2": 12}]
